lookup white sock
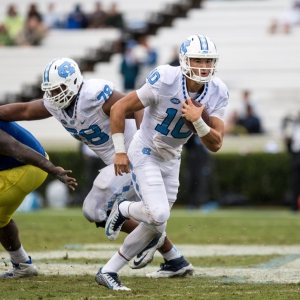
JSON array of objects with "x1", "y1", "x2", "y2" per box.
[
  {"x1": 119, "y1": 201, "x2": 131, "y2": 218},
  {"x1": 101, "y1": 252, "x2": 128, "y2": 274},
  {"x1": 162, "y1": 246, "x2": 182, "y2": 261},
  {"x1": 119, "y1": 201, "x2": 152, "y2": 224},
  {"x1": 8, "y1": 245, "x2": 29, "y2": 264},
  {"x1": 120, "y1": 223, "x2": 158, "y2": 260}
]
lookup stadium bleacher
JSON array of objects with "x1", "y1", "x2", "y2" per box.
[
  {"x1": 89, "y1": 0, "x2": 300, "y2": 137},
  {"x1": 0, "y1": 0, "x2": 299, "y2": 150}
]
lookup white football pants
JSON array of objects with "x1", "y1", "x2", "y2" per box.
[
  {"x1": 82, "y1": 164, "x2": 136, "y2": 223},
  {"x1": 118, "y1": 137, "x2": 180, "y2": 259}
]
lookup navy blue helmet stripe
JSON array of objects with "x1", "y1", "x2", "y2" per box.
[{"x1": 197, "y1": 35, "x2": 208, "y2": 53}]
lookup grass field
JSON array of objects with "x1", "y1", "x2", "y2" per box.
[{"x1": 1, "y1": 207, "x2": 300, "y2": 299}]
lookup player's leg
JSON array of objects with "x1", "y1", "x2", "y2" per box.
[
  {"x1": 0, "y1": 165, "x2": 47, "y2": 278},
  {"x1": 95, "y1": 221, "x2": 165, "y2": 291},
  {"x1": 135, "y1": 158, "x2": 193, "y2": 277},
  {"x1": 82, "y1": 164, "x2": 140, "y2": 232},
  {"x1": 105, "y1": 157, "x2": 170, "y2": 239},
  {"x1": 97, "y1": 155, "x2": 170, "y2": 290}
]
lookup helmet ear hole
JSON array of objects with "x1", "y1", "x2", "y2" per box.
[{"x1": 74, "y1": 78, "x2": 77, "y2": 85}]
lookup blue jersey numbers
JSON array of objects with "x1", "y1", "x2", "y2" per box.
[
  {"x1": 148, "y1": 69, "x2": 191, "y2": 139},
  {"x1": 97, "y1": 85, "x2": 113, "y2": 102},
  {"x1": 64, "y1": 125, "x2": 109, "y2": 145},
  {"x1": 155, "y1": 108, "x2": 191, "y2": 139},
  {"x1": 147, "y1": 69, "x2": 160, "y2": 85}
]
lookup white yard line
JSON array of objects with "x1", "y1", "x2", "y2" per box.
[
  {"x1": 1, "y1": 245, "x2": 300, "y2": 283},
  {"x1": 2, "y1": 244, "x2": 300, "y2": 260}
]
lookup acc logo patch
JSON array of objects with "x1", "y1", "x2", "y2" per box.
[
  {"x1": 58, "y1": 61, "x2": 75, "y2": 78},
  {"x1": 170, "y1": 98, "x2": 180, "y2": 104}
]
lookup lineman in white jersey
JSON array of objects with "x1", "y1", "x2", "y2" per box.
[
  {"x1": 0, "y1": 57, "x2": 193, "y2": 285},
  {"x1": 97, "y1": 34, "x2": 229, "y2": 290}
]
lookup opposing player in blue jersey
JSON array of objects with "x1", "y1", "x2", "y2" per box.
[
  {"x1": 0, "y1": 120, "x2": 77, "y2": 278},
  {"x1": 0, "y1": 58, "x2": 193, "y2": 285},
  {"x1": 97, "y1": 34, "x2": 229, "y2": 290}
]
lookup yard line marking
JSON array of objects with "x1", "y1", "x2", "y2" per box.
[
  {"x1": 2, "y1": 244, "x2": 299, "y2": 260},
  {"x1": 1, "y1": 245, "x2": 300, "y2": 283}
]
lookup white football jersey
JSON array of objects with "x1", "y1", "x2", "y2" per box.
[
  {"x1": 135, "y1": 65, "x2": 229, "y2": 157},
  {"x1": 44, "y1": 79, "x2": 137, "y2": 165}
]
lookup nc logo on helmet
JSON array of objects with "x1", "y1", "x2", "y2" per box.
[
  {"x1": 180, "y1": 39, "x2": 191, "y2": 54},
  {"x1": 58, "y1": 61, "x2": 75, "y2": 79}
]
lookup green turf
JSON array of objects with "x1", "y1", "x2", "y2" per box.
[
  {"x1": 0, "y1": 275, "x2": 300, "y2": 300},
  {"x1": 12, "y1": 207, "x2": 300, "y2": 251},
  {"x1": 22, "y1": 255, "x2": 280, "y2": 268},
  {"x1": 1, "y1": 208, "x2": 300, "y2": 299}
]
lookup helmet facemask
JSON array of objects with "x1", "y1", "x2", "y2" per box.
[
  {"x1": 42, "y1": 82, "x2": 77, "y2": 110},
  {"x1": 181, "y1": 56, "x2": 218, "y2": 84}
]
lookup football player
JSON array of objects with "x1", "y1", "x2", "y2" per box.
[
  {"x1": 0, "y1": 58, "x2": 193, "y2": 282},
  {"x1": 0, "y1": 120, "x2": 77, "y2": 278},
  {"x1": 98, "y1": 34, "x2": 229, "y2": 290}
]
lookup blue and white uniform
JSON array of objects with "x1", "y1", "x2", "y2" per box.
[
  {"x1": 128, "y1": 65, "x2": 228, "y2": 231},
  {"x1": 44, "y1": 79, "x2": 137, "y2": 222}
]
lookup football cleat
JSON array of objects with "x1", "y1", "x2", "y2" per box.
[
  {"x1": 95, "y1": 268, "x2": 130, "y2": 291},
  {"x1": 146, "y1": 256, "x2": 194, "y2": 278},
  {"x1": 128, "y1": 232, "x2": 166, "y2": 269},
  {"x1": 0, "y1": 256, "x2": 38, "y2": 279},
  {"x1": 105, "y1": 198, "x2": 129, "y2": 241}
]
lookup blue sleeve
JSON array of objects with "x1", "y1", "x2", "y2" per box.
[{"x1": 0, "y1": 121, "x2": 46, "y2": 171}]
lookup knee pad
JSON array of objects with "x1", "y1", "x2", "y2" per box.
[{"x1": 147, "y1": 208, "x2": 170, "y2": 226}]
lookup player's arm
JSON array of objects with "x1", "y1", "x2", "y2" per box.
[
  {"x1": 0, "y1": 100, "x2": 51, "y2": 121},
  {"x1": 133, "y1": 110, "x2": 144, "y2": 130},
  {"x1": 102, "y1": 90, "x2": 144, "y2": 129},
  {"x1": 110, "y1": 91, "x2": 145, "y2": 175},
  {"x1": 0, "y1": 129, "x2": 77, "y2": 190},
  {"x1": 200, "y1": 117, "x2": 224, "y2": 152},
  {"x1": 181, "y1": 97, "x2": 223, "y2": 152}
]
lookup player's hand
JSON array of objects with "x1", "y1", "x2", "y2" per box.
[
  {"x1": 114, "y1": 153, "x2": 130, "y2": 176},
  {"x1": 52, "y1": 167, "x2": 77, "y2": 190},
  {"x1": 181, "y1": 97, "x2": 205, "y2": 122}
]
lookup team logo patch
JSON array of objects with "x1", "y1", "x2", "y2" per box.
[
  {"x1": 142, "y1": 148, "x2": 151, "y2": 155},
  {"x1": 180, "y1": 39, "x2": 191, "y2": 54},
  {"x1": 61, "y1": 120, "x2": 67, "y2": 125},
  {"x1": 58, "y1": 61, "x2": 75, "y2": 78},
  {"x1": 170, "y1": 98, "x2": 180, "y2": 104}
]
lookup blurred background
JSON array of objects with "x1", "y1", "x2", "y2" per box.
[{"x1": 1, "y1": 0, "x2": 300, "y2": 211}]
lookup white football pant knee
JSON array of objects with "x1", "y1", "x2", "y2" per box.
[{"x1": 82, "y1": 164, "x2": 134, "y2": 223}]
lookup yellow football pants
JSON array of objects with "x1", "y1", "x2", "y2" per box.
[{"x1": 0, "y1": 164, "x2": 48, "y2": 228}]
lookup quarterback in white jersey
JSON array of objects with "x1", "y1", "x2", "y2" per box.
[
  {"x1": 0, "y1": 57, "x2": 193, "y2": 283},
  {"x1": 98, "y1": 34, "x2": 229, "y2": 290}
]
